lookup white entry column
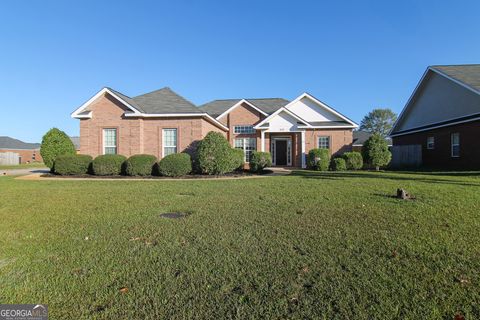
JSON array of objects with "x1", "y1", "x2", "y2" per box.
[
  {"x1": 301, "y1": 130, "x2": 306, "y2": 168},
  {"x1": 260, "y1": 130, "x2": 265, "y2": 152}
]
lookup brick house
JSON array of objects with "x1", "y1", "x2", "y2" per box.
[
  {"x1": 0, "y1": 136, "x2": 42, "y2": 164},
  {"x1": 72, "y1": 87, "x2": 358, "y2": 167},
  {"x1": 390, "y1": 65, "x2": 480, "y2": 169}
]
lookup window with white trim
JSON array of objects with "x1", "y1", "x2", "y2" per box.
[
  {"x1": 163, "y1": 128, "x2": 177, "y2": 157},
  {"x1": 427, "y1": 136, "x2": 435, "y2": 150},
  {"x1": 103, "y1": 128, "x2": 117, "y2": 154},
  {"x1": 234, "y1": 125, "x2": 255, "y2": 134},
  {"x1": 318, "y1": 136, "x2": 330, "y2": 149},
  {"x1": 451, "y1": 133, "x2": 460, "y2": 157},
  {"x1": 234, "y1": 138, "x2": 256, "y2": 162}
]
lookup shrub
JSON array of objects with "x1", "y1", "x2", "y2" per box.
[
  {"x1": 229, "y1": 148, "x2": 245, "y2": 171},
  {"x1": 362, "y1": 134, "x2": 392, "y2": 170},
  {"x1": 40, "y1": 128, "x2": 76, "y2": 169},
  {"x1": 157, "y1": 153, "x2": 192, "y2": 177},
  {"x1": 92, "y1": 154, "x2": 126, "y2": 175},
  {"x1": 124, "y1": 154, "x2": 157, "y2": 176},
  {"x1": 54, "y1": 154, "x2": 92, "y2": 175},
  {"x1": 197, "y1": 132, "x2": 240, "y2": 175},
  {"x1": 330, "y1": 157, "x2": 347, "y2": 171},
  {"x1": 250, "y1": 151, "x2": 272, "y2": 173},
  {"x1": 343, "y1": 152, "x2": 363, "y2": 170},
  {"x1": 307, "y1": 148, "x2": 330, "y2": 171}
]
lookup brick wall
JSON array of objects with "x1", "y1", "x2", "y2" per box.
[
  {"x1": 392, "y1": 120, "x2": 480, "y2": 169},
  {"x1": 0, "y1": 149, "x2": 42, "y2": 164},
  {"x1": 79, "y1": 92, "x2": 223, "y2": 159}
]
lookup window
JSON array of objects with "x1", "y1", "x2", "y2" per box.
[
  {"x1": 163, "y1": 128, "x2": 177, "y2": 157},
  {"x1": 318, "y1": 136, "x2": 330, "y2": 149},
  {"x1": 451, "y1": 133, "x2": 460, "y2": 157},
  {"x1": 103, "y1": 128, "x2": 117, "y2": 154},
  {"x1": 235, "y1": 138, "x2": 256, "y2": 162},
  {"x1": 427, "y1": 137, "x2": 435, "y2": 150},
  {"x1": 234, "y1": 125, "x2": 255, "y2": 134}
]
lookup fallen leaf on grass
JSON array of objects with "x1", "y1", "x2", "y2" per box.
[
  {"x1": 454, "y1": 313, "x2": 465, "y2": 320},
  {"x1": 119, "y1": 287, "x2": 129, "y2": 294},
  {"x1": 129, "y1": 237, "x2": 142, "y2": 241}
]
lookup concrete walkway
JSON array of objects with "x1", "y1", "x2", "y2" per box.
[{"x1": 1, "y1": 168, "x2": 49, "y2": 177}]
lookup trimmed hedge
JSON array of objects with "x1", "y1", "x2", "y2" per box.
[
  {"x1": 362, "y1": 134, "x2": 392, "y2": 170},
  {"x1": 92, "y1": 154, "x2": 126, "y2": 176},
  {"x1": 197, "y1": 132, "x2": 241, "y2": 175},
  {"x1": 157, "y1": 153, "x2": 192, "y2": 177},
  {"x1": 330, "y1": 157, "x2": 347, "y2": 171},
  {"x1": 124, "y1": 154, "x2": 157, "y2": 176},
  {"x1": 40, "y1": 128, "x2": 76, "y2": 169},
  {"x1": 54, "y1": 154, "x2": 92, "y2": 175},
  {"x1": 343, "y1": 152, "x2": 363, "y2": 170},
  {"x1": 307, "y1": 148, "x2": 330, "y2": 171},
  {"x1": 230, "y1": 148, "x2": 245, "y2": 171},
  {"x1": 250, "y1": 151, "x2": 272, "y2": 173}
]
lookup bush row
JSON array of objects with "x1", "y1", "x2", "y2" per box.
[
  {"x1": 307, "y1": 149, "x2": 364, "y2": 171},
  {"x1": 54, "y1": 153, "x2": 192, "y2": 177}
]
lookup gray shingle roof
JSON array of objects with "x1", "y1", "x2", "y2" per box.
[
  {"x1": 107, "y1": 87, "x2": 202, "y2": 114},
  {"x1": 0, "y1": 136, "x2": 40, "y2": 150},
  {"x1": 353, "y1": 131, "x2": 392, "y2": 146},
  {"x1": 199, "y1": 98, "x2": 289, "y2": 118},
  {"x1": 431, "y1": 64, "x2": 480, "y2": 93}
]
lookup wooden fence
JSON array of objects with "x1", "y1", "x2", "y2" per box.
[
  {"x1": 391, "y1": 145, "x2": 422, "y2": 168},
  {"x1": 0, "y1": 152, "x2": 20, "y2": 165}
]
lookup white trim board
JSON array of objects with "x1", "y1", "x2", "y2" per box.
[
  {"x1": 390, "y1": 116, "x2": 480, "y2": 137},
  {"x1": 71, "y1": 87, "x2": 143, "y2": 119},
  {"x1": 216, "y1": 99, "x2": 268, "y2": 120},
  {"x1": 284, "y1": 92, "x2": 358, "y2": 127},
  {"x1": 253, "y1": 107, "x2": 312, "y2": 129}
]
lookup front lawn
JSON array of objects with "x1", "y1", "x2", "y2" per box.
[{"x1": 1, "y1": 171, "x2": 479, "y2": 319}]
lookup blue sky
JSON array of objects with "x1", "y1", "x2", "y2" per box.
[{"x1": 1, "y1": 0, "x2": 479, "y2": 142}]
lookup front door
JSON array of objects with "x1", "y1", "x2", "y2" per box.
[{"x1": 275, "y1": 140, "x2": 287, "y2": 166}]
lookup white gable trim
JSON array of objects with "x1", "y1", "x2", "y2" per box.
[
  {"x1": 253, "y1": 107, "x2": 312, "y2": 129},
  {"x1": 216, "y1": 99, "x2": 268, "y2": 120},
  {"x1": 71, "y1": 87, "x2": 143, "y2": 119},
  {"x1": 297, "y1": 125, "x2": 356, "y2": 129},
  {"x1": 285, "y1": 93, "x2": 358, "y2": 127}
]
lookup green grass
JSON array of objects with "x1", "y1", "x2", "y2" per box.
[
  {"x1": 1, "y1": 171, "x2": 480, "y2": 319},
  {"x1": 0, "y1": 162, "x2": 46, "y2": 170}
]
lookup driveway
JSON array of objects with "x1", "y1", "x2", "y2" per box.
[{"x1": 1, "y1": 168, "x2": 49, "y2": 176}]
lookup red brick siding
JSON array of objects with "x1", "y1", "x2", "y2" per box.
[
  {"x1": 79, "y1": 93, "x2": 223, "y2": 159},
  {"x1": 0, "y1": 149, "x2": 42, "y2": 164},
  {"x1": 392, "y1": 120, "x2": 480, "y2": 169}
]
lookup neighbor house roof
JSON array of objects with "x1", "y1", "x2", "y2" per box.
[
  {"x1": 390, "y1": 64, "x2": 480, "y2": 137},
  {"x1": 353, "y1": 131, "x2": 392, "y2": 146},
  {"x1": 0, "y1": 136, "x2": 40, "y2": 150},
  {"x1": 199, "y1": 98, "x2": 290, "y2": 118},
  {"x1": 430, "y1": 65, "x2": 480, "y2": 93}
]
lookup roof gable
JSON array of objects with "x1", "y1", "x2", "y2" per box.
[
  {"x1": 254, "y1": 107, "x2": 311, "y2": 130},
  {"x1": 132, "y1": 87, "x2": 202, "y2": 114},
  {"x1": 391, "y1": 66, "x2": 480, "y2": 136},
  {"x1": 199, "y1": 98, "x2": 289, "y2": 119}
]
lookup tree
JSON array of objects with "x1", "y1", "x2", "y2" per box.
[
  {"x1": 359, "y1": 108, "x2": 397, "y2": 137},
  {"x1": 362, "y1": 133, "x2": 391, "y2": 171},
  {"x1": 40, "y1": 128, "x2": 76, "y2": 169}
]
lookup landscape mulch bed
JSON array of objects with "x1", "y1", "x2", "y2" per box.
[{"x1": 41, "y1": 170, "x2": 272, "y2": 179}]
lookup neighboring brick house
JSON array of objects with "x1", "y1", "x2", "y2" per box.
[
  {"x1": 72, "y1": 87, "x2": 358, "y2": 167},
  {"x1": 0, "y1": 136, "x2": 42, "y2": 164},
  {"x1": 390, "y1": 65, "x2": 480, "y2": 169}
]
